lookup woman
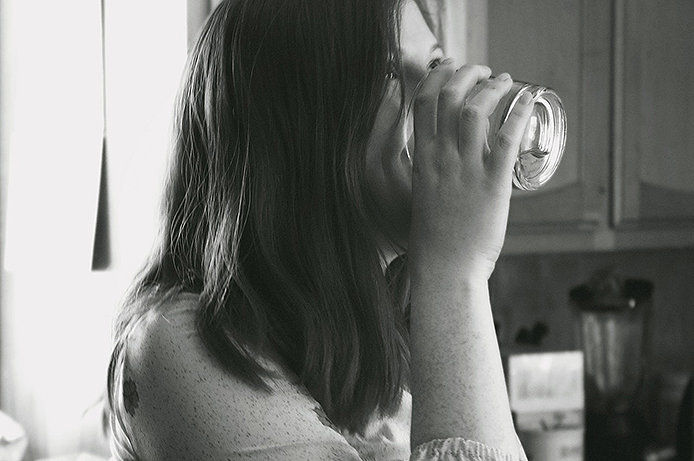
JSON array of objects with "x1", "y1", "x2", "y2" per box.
[{"x1": 106, "y1": 0, "x2": 533, "y2": 459}]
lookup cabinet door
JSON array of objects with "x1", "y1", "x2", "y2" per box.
[
  {"x1": 487, "y1": 0, "x2": 611, "y2": 234},
  {"x1": 614, "y1": 0, "x2": 694, "y2": 229}
]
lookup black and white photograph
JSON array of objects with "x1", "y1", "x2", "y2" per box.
[{"x1": 0, "y1": 0, "x2": 692, "y2": 460}]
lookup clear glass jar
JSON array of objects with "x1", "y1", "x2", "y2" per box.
[{"x1": 403, "y1": 79, "x2": 567, "y2": 191}]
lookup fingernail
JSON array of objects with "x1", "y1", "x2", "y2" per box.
[
  {"x1": 519, "y1": 91, "x2": 533, "y2": 105},
  {"x1": 497, "y1": 73, "x2": 511, "y2": 81}
]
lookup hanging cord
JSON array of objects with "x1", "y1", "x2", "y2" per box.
[{"x1": 91, "y1": 0, "x2": 111, "y2": 269}]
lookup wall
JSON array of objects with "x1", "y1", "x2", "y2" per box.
[
  {"x1": 490, "y1": 245, "x2": 694, "y2": 375},
  {"x1": 0, "y1": 0, "x2": 189, "y2": 458}
]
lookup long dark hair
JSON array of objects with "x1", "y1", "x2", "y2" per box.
[{"x1": 107, "y1": 0, "x2": 409, "y2": 434}]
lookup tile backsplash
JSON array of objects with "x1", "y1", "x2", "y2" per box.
[{"x1": 490, "y1": 246, "x2": 694, "y2": 374}]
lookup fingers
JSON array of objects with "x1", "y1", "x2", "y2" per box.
[
  {"x1": 411, "y1": 59, "x2": 457, "y2": 144},
  {"x1": 455, "y1": 73, "x2": 514, "y2": 156},
  {"x1": 436, "y1": 65, "x2": 494, "y2": 145},
  {"x1": 489, "y1": 91, "x2": 535, "y2": 175},
  {"x1": 411, "y1": 61, "x2": 531, "y2": 184}
]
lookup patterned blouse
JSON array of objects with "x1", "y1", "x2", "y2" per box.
[{"x1": 108, "y1": 291, "x2": 527, "y2": 460}]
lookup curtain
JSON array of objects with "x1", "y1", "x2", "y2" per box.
[{"x1": 0, "y1": 0, "x2": 188, "y2": 458}]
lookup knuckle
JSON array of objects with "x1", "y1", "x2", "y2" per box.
[
  {"x1": 505, "y1": 109, "x2": 525, "y2": 125},
  {"x1": 411, "y1": 161, "x2": 427, "y2": 180},
  {"x1": 456, "y1": 64, "x2": 476, "y2": 73},
  {"x1": 460, "y1": 64, "x2": 490, "y2": 74},
  {"x1": 496, "y1": 132, "x2": 514, "y2": 151},
  {"x1": 476, "y1": 64, "x2": 492, "y2": 74},
  {"x1": 414, "y1": 89, "x2": 434, "y2": 107},
  {"x1": 415, "y1": 138, "x2": 436, "y2": 154},
  {"x1": 433, "y1": 157, "x2": 459, "y2": 178},
  {"x1": 432, "y1": 157, "x2": 447, "y2": 174},
  {"x1": 482, "y1": 80, "x2": 502, "y2": 91},
  {"x1": 484, "y1": 78, "x2": 511, "y2": 93},
  {"x1": 439, "y1": 85, "x2": 460, "y2": 101},
  {"x1": 460, "y1": 105, "x2": 485, "y2": 124},
  {"x1": 432, "y1": 59, "x2": 456, "y2": 72}
]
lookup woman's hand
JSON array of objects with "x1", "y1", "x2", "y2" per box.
[
  {"x1": 407, "y1": 63, "x2": 533, "y2": 455},
  {"x1": 408, "y1": 61, "x2": 534, "y2": 281}
]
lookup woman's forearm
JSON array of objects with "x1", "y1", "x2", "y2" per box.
[{"x1": 408, "y1": 258, "x2": 517, "y2": 454}]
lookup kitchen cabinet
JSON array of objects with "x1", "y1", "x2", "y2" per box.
[
  {"x1": 489, "y1": 0, "x2": 610, "y2": 234},
  {"x1": 614, "y1": 0, "x2": 694, "y2": 229},
  {"x1": 485, "y1": 0, "x2": 694, "y2": 254}
]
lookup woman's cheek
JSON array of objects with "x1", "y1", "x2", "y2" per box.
[{"x1": 365, "y1": 81, "x2": 413, "y2": 247}]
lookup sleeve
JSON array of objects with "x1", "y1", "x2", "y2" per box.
[
  {"x1": 410, "y1": 435, "x2": 528, "y2": 461},
  {"x1": 118, "y1": 301, "x2": 362, "y2": 461}
]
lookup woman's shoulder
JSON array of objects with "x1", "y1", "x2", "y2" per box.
[
  {"x1": 115, "y1": 290, "x2": 361, "y2": 460},
  {"x1": 124, "y1": 290, "x2": 201, "y2": 367},
  {"x1": 123, "y1": 290, "x2": 284, "y2": 385},
  {"x1": 121, "y1": 288, "x2": 310, "y2": 415}
]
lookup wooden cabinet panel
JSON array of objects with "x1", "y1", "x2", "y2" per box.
[
  {"x1": 488, "y1": 0, "x2": 611, "y2": 233},
  {"x1": 614, "y1": 0, "x2": 694, "y2": 228}
]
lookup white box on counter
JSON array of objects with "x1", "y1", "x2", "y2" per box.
[
  {"x1": 507, "y1": 350, "x2": 585, "y2": 461},
  {"x1": 508, "y1": 350, "x2": 584, "y2": 415}
]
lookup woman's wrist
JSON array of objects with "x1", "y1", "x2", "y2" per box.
[
  {"x1": 408, "y1": 248, "x2": 495, "y2": 288},
  {"x1": 408, "y1": 256, "x2": 515, "y2": 453}
]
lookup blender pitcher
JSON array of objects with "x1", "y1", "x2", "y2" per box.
[{"x1": 570, "y1": 270, "x2": 654, "y2": 460}]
